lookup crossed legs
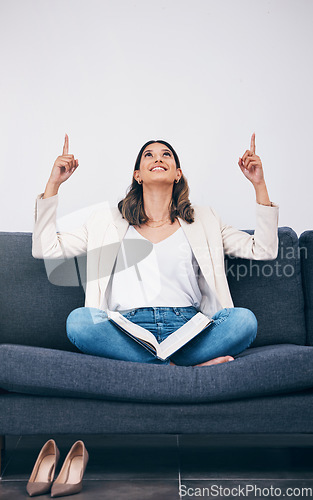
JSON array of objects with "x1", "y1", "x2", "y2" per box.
[{"x1": 66, "y1": 307, "x2": 257, "y2": 367}]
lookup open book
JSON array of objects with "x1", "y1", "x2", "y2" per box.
[{"x1": 107, "y1": 310, "x2": 214, "y2": 360}]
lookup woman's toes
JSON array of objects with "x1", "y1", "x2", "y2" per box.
[
  {"x1": 225, "y1": 356, "x2": 235, "y2": 361},
  {"x1": 193, "y1": 355, "x2": 235, "y2": 367}
]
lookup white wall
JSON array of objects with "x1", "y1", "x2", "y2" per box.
[{"x1": 1, "y1": 0, "x2": 312, "y2": 235}]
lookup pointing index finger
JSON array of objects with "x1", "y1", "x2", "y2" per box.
[
  {"x1": 250, "y1": 133, "x2": 256, "y2": 154},
  {"x1": 63, "y1": 134, "x2": 69, "y2": 155}
]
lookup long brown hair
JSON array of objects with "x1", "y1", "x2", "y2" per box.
[{"x1": 117, "y1": 140, "x2": 195, "y2": 226}]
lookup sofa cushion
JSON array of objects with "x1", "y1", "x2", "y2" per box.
[
  {"x1": 225, "y1": 227, "x2": 306, "y2": 347},
  {"x1": 299, "y1": 230, "x2": 313, "y2": 345},
  {"x1": 1, "y1": 343, "x2": 313, "y2": 403}
]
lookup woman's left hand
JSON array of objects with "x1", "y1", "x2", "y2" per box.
[{"x1": 238, "y1": 133, "x2": 265, "y2": 187}]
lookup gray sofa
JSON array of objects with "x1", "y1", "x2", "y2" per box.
[{"x1": 0, "y1": 226, "x2": 313, "y2": 473}]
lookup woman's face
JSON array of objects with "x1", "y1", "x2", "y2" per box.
[{"x1": 134, "y1": 142, "x2": 181, "y2": 186}]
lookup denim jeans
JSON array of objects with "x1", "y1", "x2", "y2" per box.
[{"x1": 66, "y1": 306, "x2": 258, "y2": 366}]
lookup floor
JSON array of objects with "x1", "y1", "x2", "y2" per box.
[{"x1": 1, "y1": 434, "x2": 313, "y2": 499}]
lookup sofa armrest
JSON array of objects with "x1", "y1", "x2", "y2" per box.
[
  {"x1": 299, "y1": 230, "x2": 313, "y2": 345},
  {"x1": 0, "y1": 435, "x2": 5, "y2": 475}
]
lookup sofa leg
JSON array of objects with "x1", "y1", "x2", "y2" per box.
[{"x1": 0, "y1": 435, "x2": 5, "y2": 476}]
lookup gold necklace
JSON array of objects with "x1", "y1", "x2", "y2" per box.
[
  {"x1": 145, "y1": 218, "x2": 171, "y2": 228},
  {"x1": 145, "y1": 215, "x2": 169, "y2": 223}
]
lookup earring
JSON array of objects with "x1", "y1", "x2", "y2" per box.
[
  {"x1": 175, "y1": 179, "x2": 179, "y2": 184},
  {"x1": 138, "y1": 180, "x2": 142, "y2": 185}
]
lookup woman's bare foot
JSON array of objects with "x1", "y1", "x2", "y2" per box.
[
  {"x1": 193, "y1": 356, "x2": 234, "y2": 367},
  {"x1": 169, "y1": 356, "x2": 234, "y2": 367}
]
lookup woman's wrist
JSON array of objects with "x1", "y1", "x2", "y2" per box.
[
  {"x1": 43, "y1": 180, "x2": 61, "y2": 199},
  {"x1": 254, "y1": 182, "x2": 272, "y2": 206}
]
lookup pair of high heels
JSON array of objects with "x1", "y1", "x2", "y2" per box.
[{"x1": 26, "y1": 439, "x2": 89, "y2": 497}]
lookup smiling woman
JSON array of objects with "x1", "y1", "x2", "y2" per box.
[
  {"x1": 33, "y1": 133, "x2": 279, "y2": 368},
  {"x1": 117, "y1": 140, "x2": 194, "y2": 229}
]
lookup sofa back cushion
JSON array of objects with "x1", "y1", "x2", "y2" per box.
[
  {"x1": 0, "y1": 228, "x2": 307, "y2": 350},
  {"x1": 225, "y1": 227, "x2": 306, "y2": 347},
  {"x1": 0, "y1": 233, "x2": 83, "y2": 352},
  {"x1": 299, "y1": 230, "x2": 313, "y2": 345}
]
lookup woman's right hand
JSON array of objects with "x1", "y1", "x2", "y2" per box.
[{"x1": 48, "y1": 134, "x2": 79, "y2": 187}]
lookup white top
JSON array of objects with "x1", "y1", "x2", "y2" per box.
[{"x1": 107, "y1": 224, "x2": 202, "y2": 311}]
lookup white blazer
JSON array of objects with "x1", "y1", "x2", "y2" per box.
[{"x1": 32, "y1": 193, "x2": 279, "y2": 319}]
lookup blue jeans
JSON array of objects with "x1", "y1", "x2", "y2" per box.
[{"x1": 66, "y1": 306, "x2": 258, "y2": 366}]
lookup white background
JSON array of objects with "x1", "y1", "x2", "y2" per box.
[{"x1": 1, "y1": 0, "x2": 312, "y2": 235}]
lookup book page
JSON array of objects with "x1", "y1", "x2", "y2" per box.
[
  {"x1": 107, "y1": 309, "x2": 213, "y2": 360},
  {"x1": 158, "y1": 312, "x2": 213, "y2": 359},
  {"x1": 107, "y1": 310, "x2": 159, "y2": 350}
]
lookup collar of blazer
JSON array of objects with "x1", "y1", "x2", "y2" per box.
[{"x1": 96, "y1": 205, "x2": 216, "y2": 298}]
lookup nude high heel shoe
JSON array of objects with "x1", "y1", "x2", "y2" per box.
[
  {"x1": 50, "y1": 440, "x2": 89, "y2": 497},
  {"x1": 26, "y1": 439, "x2": 60, "y2": 497}
]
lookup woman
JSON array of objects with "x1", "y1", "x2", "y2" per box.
[{"x1": 32, "y1": 133, "x2": 279, "y2": 367}]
